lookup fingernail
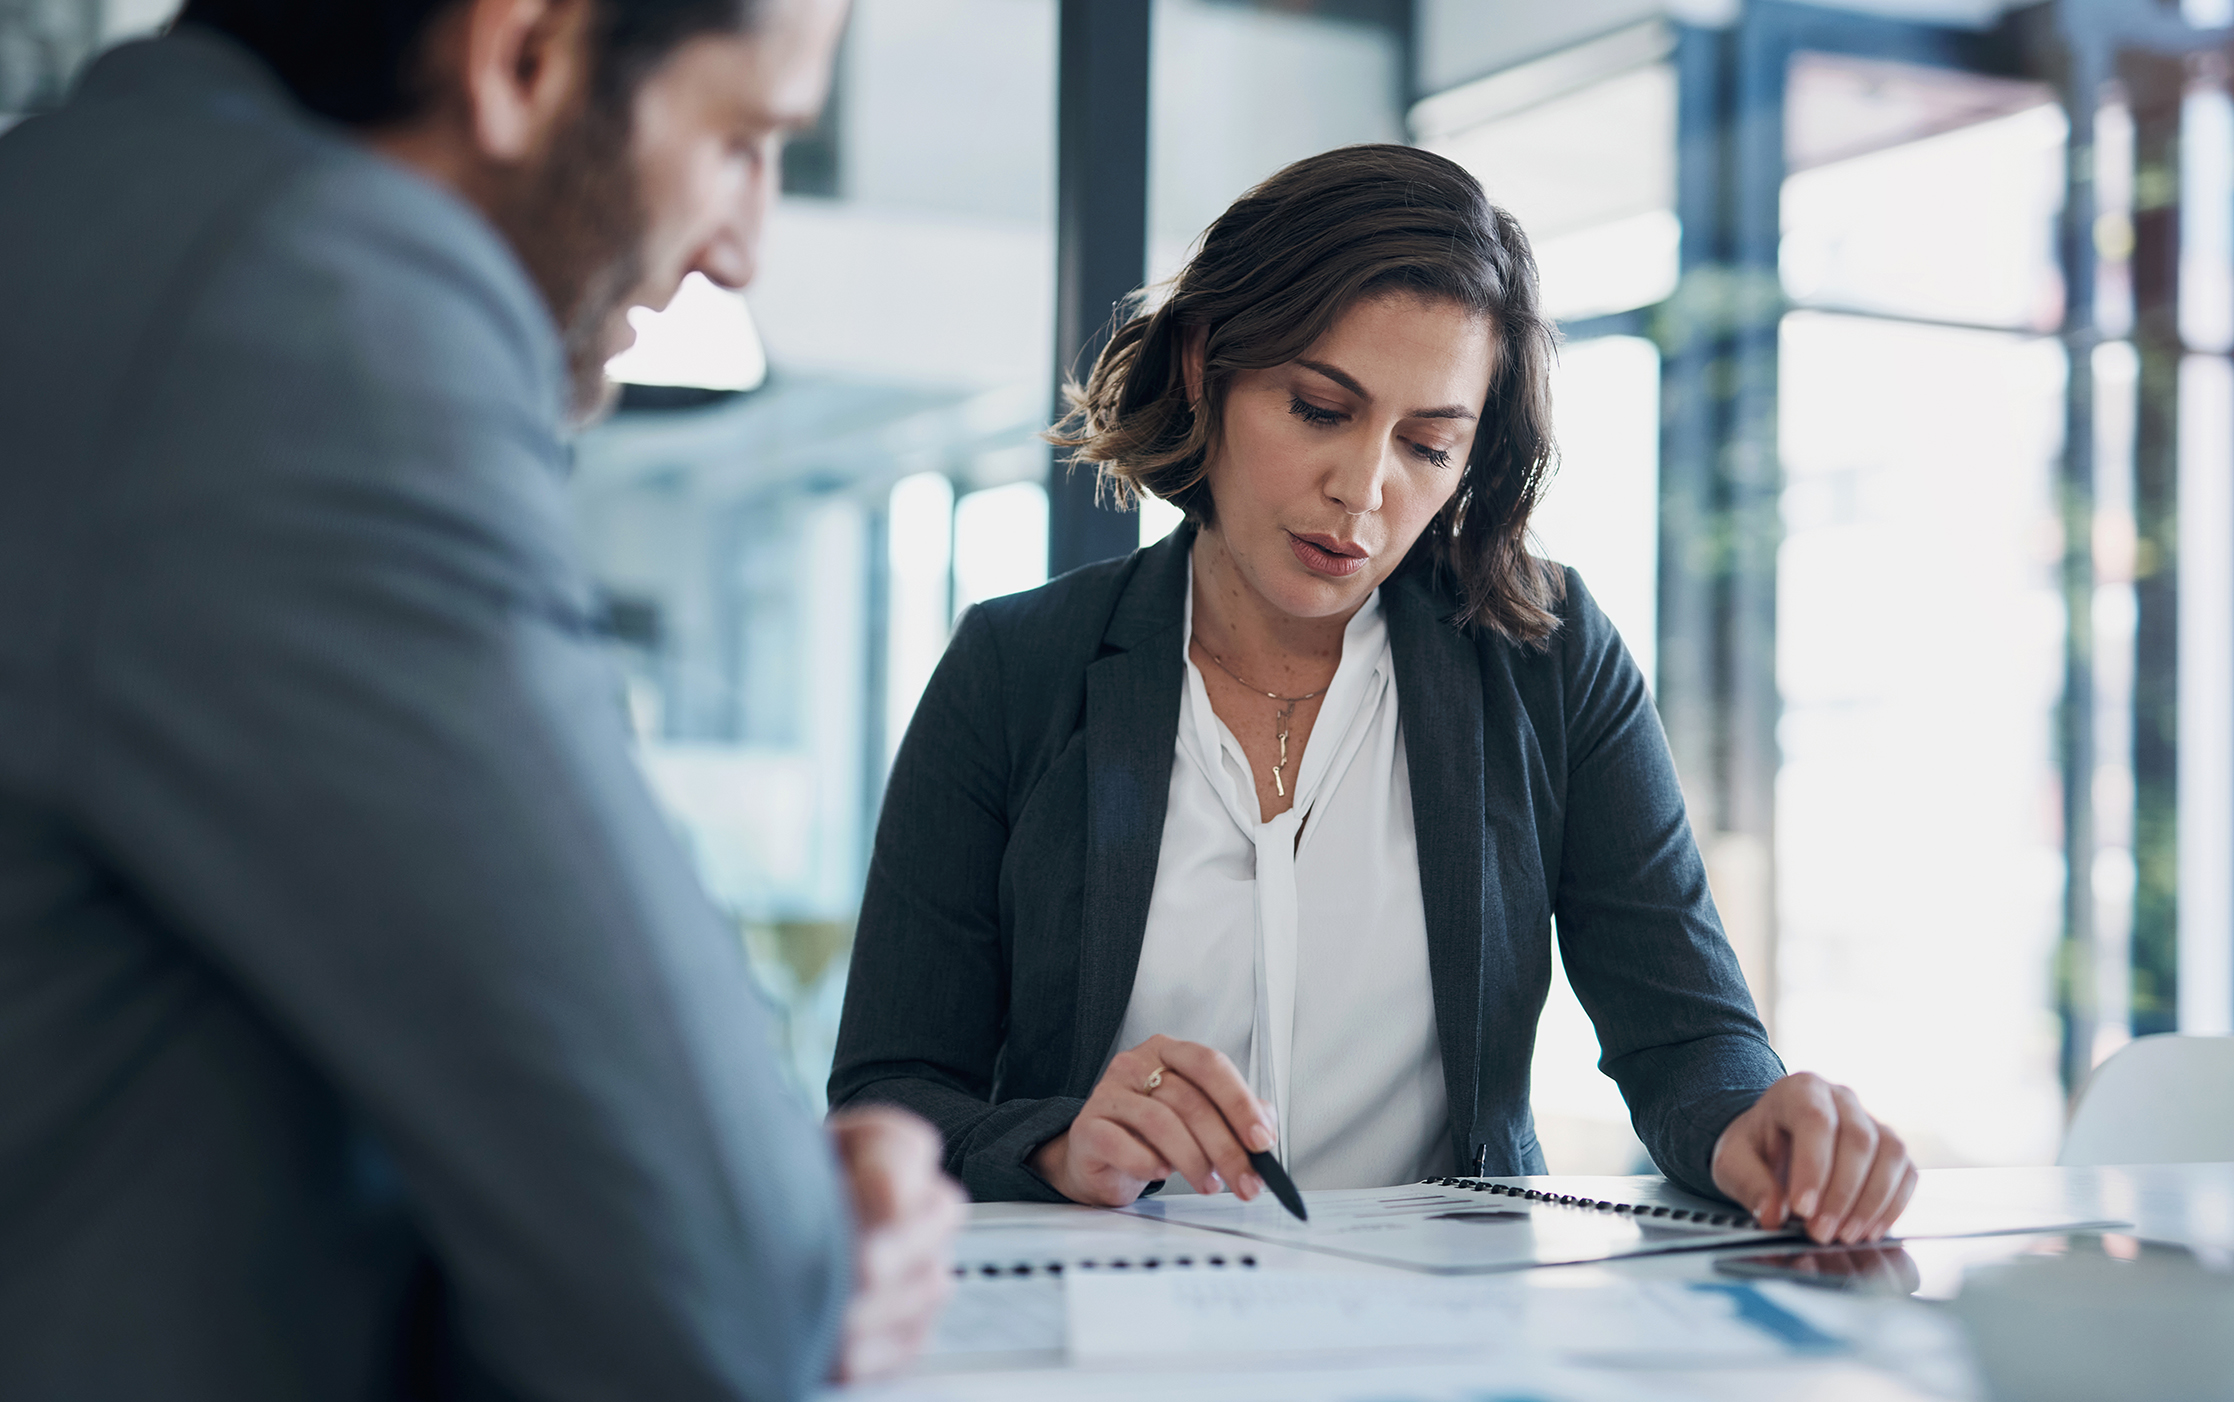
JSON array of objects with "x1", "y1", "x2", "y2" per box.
[
  {"x1": 1205, "y1": 1172, "x2": 1224, "y2": 1194},
  {"x1": 1247, "y1": 1125, "x2": 1275, "y2": 1153},
  {"x1": 1795, "y1": 1190, "x2": 1818, "y2": 1218},
  {"x1": 1757, "y1": 1200, "x2": 1775, "y2": 1225},
  {"x1": 1242, "y1": 1173, "x2": 1265, "y2": 1199}
]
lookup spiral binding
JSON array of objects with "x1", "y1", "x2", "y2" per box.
[
  {"x1": 1417, "y1": 1177, "x2": 1754, "y2": 1230},
  {"x1": 952, "y1": 1250, "x2": 1259, "y2": 1280}
]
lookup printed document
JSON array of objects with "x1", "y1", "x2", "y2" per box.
[{"x1": 1119, "y1": 1182, "x2": 1782, "y2": 1273}]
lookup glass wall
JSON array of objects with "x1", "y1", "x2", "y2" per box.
[
  {"x1": 1417, "y1": 24, "x2": 1679, "y2": 324},
  {"x1": 1410, "y1": 5, "x2": 2234, "y2": 1172},
  {"x1": 1772, "y1": 61, "x2": 2071, "y2": 1165},
  {"x1": 2176, "y1": 77, "x2": 2234, "y2": 1040},
  {"x1": 1776, "y1": 308, "x2": 2069, "y2": 1165},
  {"x1": 1148, "y1": 0, "x2": 1405, "y2": 284}
]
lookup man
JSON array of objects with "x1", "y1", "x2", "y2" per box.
[{"x1": 0, "y1": 1, "x2": 960, "y2": 1397}]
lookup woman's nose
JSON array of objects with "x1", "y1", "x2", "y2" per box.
[{"x1": 1324, "y1": 441, "x2": 1388, "y2": 516}]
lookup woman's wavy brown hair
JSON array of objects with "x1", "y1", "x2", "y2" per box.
[{"x1": 1051, "y1": 143, "x2": 1563, "y2": 643}]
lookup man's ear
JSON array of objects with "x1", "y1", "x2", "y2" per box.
[
  {"x1": 458, "y1": 0, "x2": 595, "y2": 160},
  {"x1": 1180, "y1": 324, "x2": 1207, "y2": 409}
]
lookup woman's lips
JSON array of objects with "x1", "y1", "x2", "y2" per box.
[{"x1": 1287, "y1": 531, "x2": 1369, "y2": 578}]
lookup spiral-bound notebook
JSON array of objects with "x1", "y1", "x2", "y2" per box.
[
  {"x1": 1116, "y1": 1176, "x2": 1780, "y2": 1274},
  {"x1": 1117, "y1": 1175, "x2": 2129, "y2": 1275}
]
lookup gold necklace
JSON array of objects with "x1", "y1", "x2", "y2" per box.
[{"x1": 1193, "y1": 637, "x2": 1330, "y2": 799}]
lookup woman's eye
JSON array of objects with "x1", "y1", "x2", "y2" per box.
[
  {"x1": 1411, "y1": 441, "x2": 1455, "y2": 469},
  {"x1": 1288, "y1": 395, "x2": 1344, "y2": 427}
]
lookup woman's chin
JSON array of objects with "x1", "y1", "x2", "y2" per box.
[
  {"x1": 1204, "y1": 527, "x2": 1383, "y2": 621},
  {"x1": 1261, "y1": 563, "x2": 1377, "y2": 620}
]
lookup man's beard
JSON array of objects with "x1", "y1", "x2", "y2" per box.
[{"x1": 482, "y1": 89, "x2": 648, "y2": 426}]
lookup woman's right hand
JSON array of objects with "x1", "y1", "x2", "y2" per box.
[{"x1": 1028, "y1": 1034, "x2": 1278, "y2": 1207}]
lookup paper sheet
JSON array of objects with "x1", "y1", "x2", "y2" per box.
[
  {"x1": 841, "y1": 1357, "x2": 1683, "y2": 1402},
  {"x1": 923, "y1": 1277, "x2": 1065, "y2": 1362},
  {"x1": 1117, "y1": 1177, "x2": 2130, "y2": 1274},
  {"x1": 1065, "y1": 1270, "x2": 1526, "y2": 1360},
  {"x1": 924, "y1": 1213, "x2": 1277, "y2": 1362},
  {"x1": 1064, "y1": 1269, "x2": 1850, "y2": 1365},
  {"x1": 1492, "y1": 1175, "x2": 2132, "y2": 1243},
  {"x1": 1118, "y1": 1183, "x2": 1785, "y2": 1274}
]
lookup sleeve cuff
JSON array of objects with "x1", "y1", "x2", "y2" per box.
[
  {"x1": 1652, "y1": 1084, "x2": 1771, "y2": 1202},
  {"x1": 958, "y1": 1096, "x2": 1087, "y2": 1203}
]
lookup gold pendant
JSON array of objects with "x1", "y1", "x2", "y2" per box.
[{"x1": 1273, "y1": 723, "x2": 1289, "y2": 798}]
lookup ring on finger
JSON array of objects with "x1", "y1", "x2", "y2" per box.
[{"x1": 1140, "y1": 1066, "x2": 1166, "y2": 1095}]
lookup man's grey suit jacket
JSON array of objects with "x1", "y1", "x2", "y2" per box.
[{"x1": 0, "y1": 31, "x2": 846, "y2": 1402}]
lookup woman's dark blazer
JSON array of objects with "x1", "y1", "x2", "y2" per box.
[{"x1": 829, "y1": 524, "x2": 1783, "y2": 1202}]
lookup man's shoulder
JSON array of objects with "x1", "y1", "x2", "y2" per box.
[
  {"x1": 0, "y1": 31, "x2": 561, "y2": 437},
  {"x1": 182, "y1": 88, "x2": 562, "y2": 432},
  {"x1": 215, "y1": 153, "x2": 563, "y2": 423}
]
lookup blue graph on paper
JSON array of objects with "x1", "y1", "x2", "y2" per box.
[{"x1": 1684, "y1": 1281, "x2": 1847, "y2": 1354}]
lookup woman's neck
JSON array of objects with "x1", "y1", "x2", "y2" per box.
[{"x1": 1189, "y1": 527, "x2": 1357, "y2": 689}]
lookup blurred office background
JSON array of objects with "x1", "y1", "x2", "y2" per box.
[{"x1": 12, "y1": 0, "x2": 2234, "y2": 1174}]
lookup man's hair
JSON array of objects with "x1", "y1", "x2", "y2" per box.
[
  {"x1": 1052, "y1": 144, "x2": 1563, "y2": 644},
  {"x1": 176, "y1": 0, "x2": 761, "y2": 125}
]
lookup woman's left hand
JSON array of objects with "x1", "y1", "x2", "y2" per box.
[{"x1": 1711, "y1": 1072, "x2": 1917, "y2": 1244}]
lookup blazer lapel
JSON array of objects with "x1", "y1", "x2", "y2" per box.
[
  {"x1": 1385, "y1": 571, "x2": 1490, "y2": 1170},
  {"x1": 1068, "y1": 527, "x2": 1192, "y2": 1090}
]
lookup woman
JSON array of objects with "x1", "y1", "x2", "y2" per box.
[{"x1": 830, "y1": 145, "x2": 1915, "y2": 1244}]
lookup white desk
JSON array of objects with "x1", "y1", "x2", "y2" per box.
[{"x1": 852, "y1": 1165, "x2": 2234, "y2": 1402}]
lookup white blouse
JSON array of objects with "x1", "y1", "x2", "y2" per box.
[{"x1": 1111, "y1": 565, "x2": 1453, "y2": 1190}]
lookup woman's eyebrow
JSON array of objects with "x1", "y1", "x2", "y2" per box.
[{"x1": 1294, "y1": 358, "x2": 1477, "y2": 422}]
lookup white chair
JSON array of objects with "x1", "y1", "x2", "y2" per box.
[{"x1": 2059, "y1": 1034, "x2": 2234, "y2": 1167}]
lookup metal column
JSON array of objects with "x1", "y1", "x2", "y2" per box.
[
  {"x1": 1049, "y1": 0, "x2": 1151, "y2": 576},
  {"x1": 2127, "y1": 51, "x2": 2185, "y2": 1038},
  {"x1": 1658, "y1": 21, "x2": 1784, "y2": 1023},
  {"x1": 2054, "y1": 34, "x2": 2105, "y2": 1093}
]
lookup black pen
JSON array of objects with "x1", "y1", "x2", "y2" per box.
[{"x1": 1248, "y1": 1148, "x2": 1308, "y2": 1221}]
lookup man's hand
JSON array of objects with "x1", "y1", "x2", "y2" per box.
[
  {"x1": 1712, "y1": 1072, "x2": 1917, "y2": 1244},
  {"x1": 827, "y1": 1106, "x2": 965, "y2": 1383}
]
